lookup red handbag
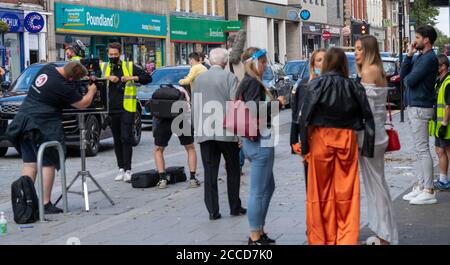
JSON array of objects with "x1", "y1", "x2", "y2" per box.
[
  {"x1": 385, "y1": 96, "x2": 401, "y2": 152},
  {"x1": 223, "y1": 96, "x2": 259, "y2": 141}
]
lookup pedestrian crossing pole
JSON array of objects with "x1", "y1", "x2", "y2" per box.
[{"x1": 399, "y1": 0, "x2": 405, "y2": 122}]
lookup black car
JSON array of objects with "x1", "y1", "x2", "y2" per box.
[{"x1": 0, "y1": 62, "x2": 143, "y2": 157}]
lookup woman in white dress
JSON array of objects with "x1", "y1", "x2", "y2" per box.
[{"x1": 355, "y1": 35, "x2": 399, "y2": 245}]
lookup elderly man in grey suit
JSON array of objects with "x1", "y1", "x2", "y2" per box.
[{"x1": 192, "y1": 48, "x2": 246, "y2": 221}]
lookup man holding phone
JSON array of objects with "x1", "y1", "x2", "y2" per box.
[{"x1": 400, "y1": 25, "x2": 439, "y2": 205}]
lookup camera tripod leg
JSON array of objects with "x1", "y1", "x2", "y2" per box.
[{"x1": 82, "y1": 174, "x2": 90, "y2": 211}]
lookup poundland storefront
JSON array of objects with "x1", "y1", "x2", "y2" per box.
[{"x1": 54, "y1": 3, "x2": 167, "y2": 68}]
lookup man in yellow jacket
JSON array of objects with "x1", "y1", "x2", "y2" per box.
[{"x1": 179, "y1": 52, "x2": 207, "y2": 91}]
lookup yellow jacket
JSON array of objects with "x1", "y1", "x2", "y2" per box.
[{"x1": 179, "y1": 63, "x2": 208, "y2": 89}]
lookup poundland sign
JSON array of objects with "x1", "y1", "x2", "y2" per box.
[{"x1": 55, "y1": 3, "x2": 166, "y2": 38}]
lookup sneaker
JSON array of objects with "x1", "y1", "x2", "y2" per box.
[
  {"x1": 434, "y1": 180, "x2": 450, "y2": 191},
  {"x1": 409, "y1": 190, "x2": 437, "y2": 205},
  {"x1": 248, "y1": 237, "x2": 269, "y2": 245},
  {"x1": 157, "y1": 179, "x2": 168, "y2": 189},
  {"x1": 189, "y1": 178, "x2": 201, "y2": 188},
  {"x1": 261, "y1": 233, "x2": 276, "y2": 244},
  {"x1": 402, "y1": 186, "x2": 423, "y2": 201},
  {"x1": 114, "y1": 169, "x2": 125, "y2": 181},
  {"x1": 123, "y1": 170, "x2": 132, "y2": 183},
  {"x1": 44, "y1": 202, "x2": 63, "y2": 214}
]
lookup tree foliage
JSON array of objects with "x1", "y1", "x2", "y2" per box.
[
  {"x1": 0, "y1": 20, "x2": 8, "y2": 34},
  {"x1": 410, "y1": 0, "x2": 440, "y2": 27}
]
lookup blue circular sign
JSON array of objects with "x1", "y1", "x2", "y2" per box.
[
  {"x1": 1, "y1": 13, "x2": 21, "y2": 32},
  {"x1": 288, "y1": 10, "x2": 298, "y2": 21},
  {"x1": 24, "y1": 12, "x2": 44, "y2": 33},
  {"x1": 300, "y1": 10, "x2": 311, "y2": 21}
]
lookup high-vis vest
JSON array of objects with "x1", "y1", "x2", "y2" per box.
[
  {"x1": 101, "y1": 61, "x2": 137, "y2": 113},
  {"x1": 70, "y1": 56, "x2": 82, "y2": 61},
  {"x1": 429, "y1": 74, "x2": 450, "y2": 139}
]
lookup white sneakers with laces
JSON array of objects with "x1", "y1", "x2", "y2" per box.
[
  {"x1": 402, "y1": 186, "x2": 423, "y2": 201},
  {"x1": 123, "y1": 170, "x2": 132, "y2": 183},
  {"x1": 115, "y1": 169, "x2": 125, "y2": 181},
  {"x1": 409, "y1": 190, "x2": 437, "y2": 205}
]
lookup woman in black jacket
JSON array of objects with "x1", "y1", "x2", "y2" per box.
[
  {"x1": 236, "y1": 47, "x2": 286, "y2": 245},
  {"x1": 300, "y1": 48, "x2": 375, "y2": 245}
]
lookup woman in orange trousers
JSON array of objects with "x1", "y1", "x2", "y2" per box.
[{"x1": 300, "y1": 48, "x2": 375, "y2": 245}]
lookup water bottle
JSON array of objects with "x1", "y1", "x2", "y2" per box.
[{"x1": 0, "y1": 212, "x2": 7, "y2": 236}]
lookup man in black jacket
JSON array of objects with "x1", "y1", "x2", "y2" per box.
[{"x1": 101, "y1": 42, "x2": 152, "y2": 183}]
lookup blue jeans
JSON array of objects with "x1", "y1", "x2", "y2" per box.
[
  {"x1": 243, "y1": 137, "x2": 275, "y2": 231},
  {"x1": 239, "y1": 149, "x2": 245, "y2": 169}
]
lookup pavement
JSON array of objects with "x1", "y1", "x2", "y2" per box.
[{"x1": 0, "y1": 109, "x2": 449, "y2": 245}]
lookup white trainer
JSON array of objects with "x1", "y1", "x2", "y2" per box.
[
  {"x1": 114, "y1": 169, "x2": 125, "y2": 181},
  {"x1": 409, "y1": 190, "x2": 437, "y2": 205},
  {"x1": 123, "y1": 170, "x2": 132, "y2": 183},
  {"x1": 402, "y1": 186, "x2": 423, "y2": 201}
]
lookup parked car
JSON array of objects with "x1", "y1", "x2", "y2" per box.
[
  {"x1": 382, "y1": 57, "x2": 401, "y2": 107},
  {"x1": 0, "y1": 62, "x2": 143, "y2": 157},
  {"x1": 137, "y1": 65, "x2": 190, "y2": 125},
  {"x1": 283, "y1": 60, "x2": 308, "y2": 82}
]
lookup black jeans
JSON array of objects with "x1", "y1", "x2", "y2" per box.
[
  {"x1": 110, "y1": 112, "x2": 134, "y2": 171},
  {"x1": 200, "y1": 141, "x2": 242, "y2": 215}
]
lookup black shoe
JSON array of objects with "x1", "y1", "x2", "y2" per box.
[
  {"x1": 261, "y1": 233, "x2": 276, "y2": 244},
  {"x1": 44, "y1": 202, "x2": 63, "y2": 215},
  {"x1": 209, "y1": 213, "x2": 222, "y2": 220},
  {"x1": 248, "y1": 237, "x2": 269, "y2": 245},
  {"x1": 231, "y1": 207, "x2": 247, "y2": 216}
]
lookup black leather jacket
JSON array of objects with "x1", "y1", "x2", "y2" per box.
[{"x1": 299, "y1": 72, "x2": 375, "y2": 157}]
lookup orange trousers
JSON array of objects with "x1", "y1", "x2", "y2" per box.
[{"x1": 304, "y1": 127, "x2": 360, "y2": 245}]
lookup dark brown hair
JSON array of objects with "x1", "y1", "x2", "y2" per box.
[
  {"x1": 108, "y1": 42, "x2": 122, "y2": 53},
  {"x1": 321, "y1": 47, "x2": 349, "y2": 78},
  {"x1": 64, "y1": 62, "x2": 88, "y2": 80},
  {"x1": 438, "y1": 54, "x2": 449, "y2": 68},
  {"x1": 188, "y1": 52, "x2": 201, "y2": 62}
]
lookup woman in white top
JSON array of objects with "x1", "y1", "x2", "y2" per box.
[{"x1": 355, "y1": 35, "x2": 399, "y2": 245}]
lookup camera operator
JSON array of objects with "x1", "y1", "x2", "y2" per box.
[
  {"x1": 100, "y1": 42, "x2": 152, "y2": 183},
  {"x1": 6, "y1": 61, "x2": 97, "y2": 214}
]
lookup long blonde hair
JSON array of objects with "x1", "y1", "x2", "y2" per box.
[
  {"x1": 242, "y1": 47, "x2": 274, "y2": 100},
  {"x1": 309, "y1": 48, "x2": 327, "y2": 81},
  {"x1": 356, "y1": 35, "x2": 386, "y2": 79}
]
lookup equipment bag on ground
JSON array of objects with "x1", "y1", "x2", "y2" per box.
[
  {"x1": 131, "y1": 170, "x2": 160, "y2": 188},
  {"x1": 147, "y1": 84, "x2": 187, "y2": 119},
  {"x1": 11, "y1": 176, "x2": 39, "y2": 224},
  {"x1": 166, "y1": 166, "x2": 187, "y2": 184}
]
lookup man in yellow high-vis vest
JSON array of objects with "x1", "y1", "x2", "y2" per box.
[
  {"x1": 101, "y1": 42, "x2": 151, "y2": 183},
  {"x1": 432, "y1": 54, "x2": 450, "y2": 191},
  {"x1": 65, "y1": 40, "x2": 86, "y2": 61}
]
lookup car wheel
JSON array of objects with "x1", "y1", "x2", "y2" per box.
[
  {"x1": 132, "y1": 111, "x2": 142, "y2": 147},
  {"x1": 85, "y1": 115, "x2": 101, "y2": 157},
  {"x1": 0, "y1": 147, "x2": 7, "y2": 157}
]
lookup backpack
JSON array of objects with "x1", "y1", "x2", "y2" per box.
[
  {"x1": 11, "y1": 176, "x2": 39, "y2": 224},
  {"x1": 147, "y1": 84, "x2": 187, "y2": 119}
]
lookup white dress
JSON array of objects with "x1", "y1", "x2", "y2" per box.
[{"x1": 358, "y1": 83, "x2": 399, "y2": 244}]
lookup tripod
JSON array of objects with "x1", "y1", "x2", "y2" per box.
[{"x1": 55, "y1": 113, "x2": 115, "y2": 211}]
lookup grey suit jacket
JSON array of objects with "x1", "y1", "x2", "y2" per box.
[{"x1": 192, "y1": 65, "x2": 239, "y2": 143}]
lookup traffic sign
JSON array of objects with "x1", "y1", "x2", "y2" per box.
[
  {"x1": 300, "y1": 10, "x2": 311, "y2": 21},
  {"x1": 322, "y1": 30, "x2": 331, "y2": 40}
]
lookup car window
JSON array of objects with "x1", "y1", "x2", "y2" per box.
[
  {"x1": 284, "y1": 61, "x2": 307, "y2": 75},
  {"x1": 347, "y1": 56, "x2": 357, "y2": 79},
  {"x1": 302, "y1": 65, "x2": 310, "y2": 80},
  {"x1": 11, "y1": 65, "x2": 43, "y2": 92},
  {"x1": 150, "y1": 68, "x2": 190, "y2": 85},
  {"x1": 383, "y1": 61, "x2": 396, "y2": 76},
  {"x1": 263, "y1": 67, "x2": 274, "y2": 80}
]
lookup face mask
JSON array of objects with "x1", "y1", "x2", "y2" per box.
[
  {"x1": 109, "y1": 57, "x2": 120, "y2": 65},
  {"x1": 314, "y1": 68, "x2": 321, "y2": 75}
]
